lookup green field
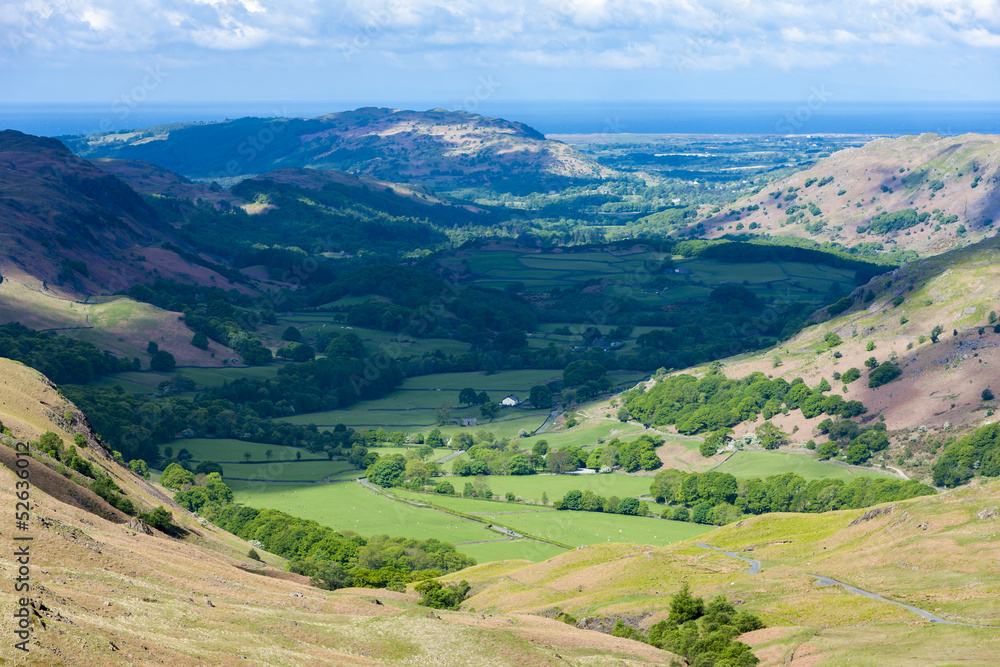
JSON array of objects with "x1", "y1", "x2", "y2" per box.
[
  {"x1": 93, "y1": 364, "x2": 284, "y2": 393},
  {"x1": 233, "y1": 481, "x2": 508, "y2": 544},
  {"x1": 441, "y1": 472, "x2": 658, "y2": 503},
  {"x1": 269, "y1": 317, "x2": 472, "y2": 357},
  {"x1": 713, "y1": 450, "x2": 893, "y2": 482},
  {"x1": 276, "y1": 369, "x2": 564, "y2": 438},
  {"x1": 532, "y1": 421, "x2": 645, "y2": 450},
  {"x1": 161, "y1": 438, "x2": 303, "y2": 462},
  {"x1": 219, "y1": 459, "x2": 355, "y2": 482},
  {"x1": 478, "y1": 508, "x2": 713, "y2": 548},
  {"x1": 231, "y1": 478, "x2": 708, "y2": 563}
]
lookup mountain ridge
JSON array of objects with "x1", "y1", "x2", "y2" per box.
[{"x1": 62, "y1": 107, "x2": 615, "y2": 186}]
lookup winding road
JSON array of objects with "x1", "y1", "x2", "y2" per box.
[
  {"x1": 696, "y1": 543, "x2": 1000, "y2": 628},
  {"x1": 809, "y1": 575, "x2": 1000, "y2": 628},
  {"x1": 696, "y1": 543, "x2": 761, "y2": 574}
]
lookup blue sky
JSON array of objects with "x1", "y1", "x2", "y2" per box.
[{"x1": 2, "y1": 0, "x2": 998, "y2": 105}]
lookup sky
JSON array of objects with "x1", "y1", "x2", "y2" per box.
[{"x1": 1, "y1": 0, "x2": 999, "y2": 107}]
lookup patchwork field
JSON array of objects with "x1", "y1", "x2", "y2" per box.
[
  {"x1": 438, "y1": 472, "x2": 658, "y2": 503},
  {"x1": 713, "y1": 450, "x2": 893, "y2": 482},
  {"x1": 267, "y1": 316, "x2": 474, "y2": 357}
]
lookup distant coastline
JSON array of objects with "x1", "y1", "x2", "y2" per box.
[{"x1": 1, "y1": 100, "x2": 998, "y2": 138}]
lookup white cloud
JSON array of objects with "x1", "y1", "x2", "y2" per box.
[{"x1": 1, "y1": 0, "x2": 997, "y2": 95}]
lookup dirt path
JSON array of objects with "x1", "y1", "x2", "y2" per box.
[
  {"x1": 696, "y1": 543, "x2": 761, "y2": 574},
  {"x1": 809, "y1": 575, "x2": 1000, "y2": 628},
  {"x1": 698, "y1": 543, "x2": 999, "y2": 627}
]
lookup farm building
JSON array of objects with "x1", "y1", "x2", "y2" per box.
[
  {"x1": 500, "y1": 394, "x2": 521, "y2": 407},
  {"x1": 459, "y1": 417, "x2": 477, "y2": 427}
]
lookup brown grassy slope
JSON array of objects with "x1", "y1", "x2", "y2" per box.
[
  {"x1": 0, "y1": 358, "x2": 675, "y2": 665},
  {"x1": 698, "y1": 133, "x2": 1000, "y2": 255},
  {"x1": 0, "y1": 279, "x2": 237, "y2": 366},
  {"x1": 0, "y1": 130, "x2": 247, "y2": 299},
  {"x1": 449, "y1": 483, "x2": 1000, "y2": 667}
]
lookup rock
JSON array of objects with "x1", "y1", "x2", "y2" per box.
[
  {"x1": 126, "y1": 519, "x2": 154, "y2": 536},
  {"x1": 290, "y1": 592, "x2": 303, "y2": 598},
  {"x1": 206, "y1": 600, "x2": 215, "y2": 607},
  {"x1": 976, "y1": 507, "x2": 998, "y2": 520},
  {"x1": 849, "y1": 505, "x2": 896, "y2": 526}
]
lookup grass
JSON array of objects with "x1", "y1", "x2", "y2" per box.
[
  {"x1": 160, "y1": 438, "x2": 304, "y2": 462},
  {"x1": 713, "y1": 450, "x2": 891, "y2": 482},
  {"x1": 232, "y1": 481, "x2": 498, "y2": 543},
  {"x1": 477, "y1": 508, "x2": 714, "y2": 548},
  {"x1": 532, "y1": 421, "x2": 645, "y2": 450},
  {"x1": 219, "y1": 459, "x2": 354, "y2": 482},
  {"x1": 442, "y1": 473, "x2": 658, "y2": 503},
  {"x1": 92, "y1": 364, "x2": 284, "y2": 393},
  {"x1": 272, "y1": 318, "x2": 473, "y2": 357},
  {"x1": 451, "y1": 540, "x2": 567, "y2": 564}
]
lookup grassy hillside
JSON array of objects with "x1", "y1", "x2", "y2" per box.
[
  {"x1": 448, "y1": 481, "x2": 1000, "y2": 666},
  {"x1": 695, "y1": 133, "x2": 1000, "y2": 256}
]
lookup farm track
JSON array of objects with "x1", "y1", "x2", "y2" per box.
[{"x1": 699, "y1": 543, "x2": 1000, "y2": 627}]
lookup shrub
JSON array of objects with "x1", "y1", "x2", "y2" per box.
[
  {"x1": 139, "y1": 506, "x2": 175, "y2": 532},
  {"x1": 868, "y1": 362, "x2": 902, "y2": 388},
  {"x1": 841, "y1": 367, "x2": 861, "y2": 384},
  {"x1": 150, "y1": 350, "x2": 176, "y2": 372}
]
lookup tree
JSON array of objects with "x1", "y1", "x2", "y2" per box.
[
  {"x1": 868, "y1": 362, "x2": 901, "y2": 388},
  {"x1": 841, "y1": 367, "x2": 861, "y2": 384},
  {"x1": 476, "y1": 391, "x2": 490, "y2": 405},
  {"x1": 546, "y1": 450, "x2": 577, "y2": 474},
  {"x1": 264, "y1": 449, "x2": 273, "y2": 462},
  {"x1": 191, "y1": 332, "x2": 209, "y2": 350},
  {"x1": 426, "y1": 428, "x2": 445, "y2": 447},
  {"x1": 984, "y1": 388, "x2": 995, "y2": 401},
  {"x1": 128, "y1": 459, "x2": 149, "y2": 479},
  {"x1": 617, "y1": 497, "x2": 642, "y2": 515},
  {"x1": 508, "y1": 454, "x2": 532, "y2": 475},
  {"x1": 146, "y1": 341, "x2": 158, "y2": 355},
  {"x1": 931, "y1": 325, "x2": 943, "y2": 343},
  {"x1": 367, "y1": 457, "x2": 405, "y2": 488},
  {"x1": 150, "y1": 350, "x2": 176, "y2": 372},
  {"x1": 667, "y1": 583, "x2": 704, "y2": 626},
  {"x1": 529, "y1": 385, "x2": 553, "y2": 409},
  {"x1": 248, "y1": 548, "x2": 261, "y2": 561},
  {"x1": 459, "y1": 387, "x2": 478, "y2": 406},
  {"x1": 160, "y1": 463, "x2": 195, "y2": 490},
  {"x1": 243, "y1": 451, "x2": 252, "y2": 463},
  {"x1": 139, "y1": 506, "x2": 174, "y2": 532},
  {"x1": 281, "y1": 326, "x2": 302, "y2": 342},
  {"x1": 73, "y1": 432, "x2": 87, "y2": 447},
  {"x1": 480, "y1": 402, "x2": 500, "y2": 421},
  {"x1": 436, "y1": 402, "x2": 453, "y2": 426}
]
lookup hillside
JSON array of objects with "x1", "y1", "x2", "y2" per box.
[
  {"x1": 0, "y1": 131, "x2": 246, "y2": 299},
  {"x1": 0, "y1": 358, "x2": 678, "y2": 665},
  {"x1": 63, "y1": 108, "x2": 615, "y2": 187},
  {"x1": 608, "y1": 231, "x2": 1000, "y2": 487},
  {"x1": 697, "y1": 133, "x2": 1000, "y2": 255},
  {"x1": 449, "y1": 481, "x2": 1000, "y2": 666}
]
